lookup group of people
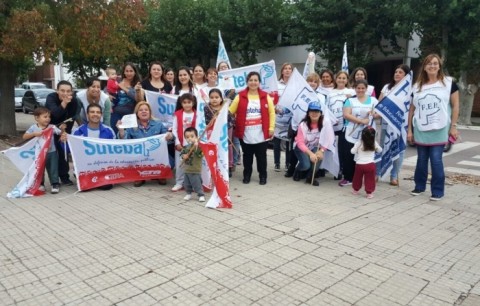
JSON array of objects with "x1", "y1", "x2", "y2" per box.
[{"x1": 24, "y1": 53, "x2": 459, "y2": 202}]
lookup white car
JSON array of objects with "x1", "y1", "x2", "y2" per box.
[
  {"x1": 15, "y1": 88, "x2": 26, "y2": 111},
  {"x1": 21, "y1": 82, "x2": 47, "y2": 90}
]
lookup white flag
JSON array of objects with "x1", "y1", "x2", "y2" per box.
[
  {"x1": 216, "y1": 30, "x2": 232, "y2": 69},
  {"x1": 342, "y1": 42, "x2": 349, "y2": 74},
  {"x1": 144, "y1": 90, "x2": 178, "y2": 129},
  {"x1": 302, "y1": 52, "x2": 316, "y2": 79}
]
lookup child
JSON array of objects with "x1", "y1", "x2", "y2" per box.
[
  {"x1": 106, "y1": 67, "x2": 119, "y2": 97},
  {"x1": 172, "y1": 93, "x2": 197, "y2": 191},
  {"x1": 204, "y1": 88, "x2": 235, "y2": 176},
  {"x1": 351, "y1": 126, "x2": 382, "y2": 198},
  {"x1": 23, "y1": 107, "x2": 64, "y2": 194},
  {"x1": 180, "y1": 127, "x2": 205, "y2": 202}
]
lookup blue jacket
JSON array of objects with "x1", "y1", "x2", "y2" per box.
[
  {"x1": 74, "y1": 123, "x2": 116, "y2": 139},
  {"x1": 123, "y1": 120, "x2": 168, "y2": 139}
]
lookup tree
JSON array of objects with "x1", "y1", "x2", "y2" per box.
[
  {"x1": 413, "y1": 0, "x2": 480, "y2": 125},
  {"x1": 291, "y1": 0, "x2": 415, "y2": 70},
  {"x1": 0, "y1": 0, "x2": 146, "y2": 136}
]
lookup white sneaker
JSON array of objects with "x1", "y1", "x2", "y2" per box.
[
  {"x1": 171, "y1": 184, "x2": 184, "y2": 192},
  {"x1": 183, "y1": 194, "x2": 192, "y2": 201},
  {"x1": 51, "y1": 185, "x2": 60, "y2": 194},
  {"x1": 38, "y1": 185, "x2": 46, "y2": 192},
  {"x1": 199, "y1": 196, "x2": 206, "y2": 202}
]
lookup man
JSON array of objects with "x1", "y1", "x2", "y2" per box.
[
  {"x1": 73, "y1": 104, "x2": 115, "y2": 190},
  {"x1": 45, "y1": 80, "x2": 79, "y2": 186}
]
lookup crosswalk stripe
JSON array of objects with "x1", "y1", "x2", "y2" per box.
[
  {"x1": 402, "y1": 141, "x2": 480, "y2": 167},
  {"x1": 458, "y1": 161, "x2": 480, "y2": 167},
  {"x1": 445, "y1": 167, "x2": 480, "y2": 177}
]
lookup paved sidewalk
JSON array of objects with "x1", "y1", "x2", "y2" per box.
[{"x1": 1, "y1": 151, "x2": 480, "y2": 305}]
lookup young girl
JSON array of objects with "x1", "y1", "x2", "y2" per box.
[
  {"x1": 205, "y1": 88, "x2": 234, "y2": 176},
  {"x1": 23, "y1": 107, "x2": 64, "y2": 194},
  {"x1": 172, "y1": 93, "x2": 197, "y2": 191},
  {"x1": 351, "y1": 126, "x2": 382, "y2": 198}
]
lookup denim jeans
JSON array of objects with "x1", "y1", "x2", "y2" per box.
[
  {"x1": 414, "y1": 145, "x2": 445, "y2": 197},
  {"x1": 273, "y1": 137, "x2": 290, "y2": 167},
  {"x1": 232, "y1": 136, "x2": 241, "y2": 164},
  {"x1": 294, "y1": 146, "x2": 320, "y2": 175},
  {"x1": 42, "y1": 151, "x2": 59, "y2": 186},
  {"x1": 390, "y1": 151, "x2": 405, "y2": 180}
]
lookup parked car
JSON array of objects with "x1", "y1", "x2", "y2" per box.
[
  {"x1": 21, "y1": 82, "x2": 47, "y2": 90},
  {"x1": 15, "y1": 88, "x2": 26, "y2": 111},
  {"x1": 22, "y1": 89, "x2": 56, "y2": 114}
]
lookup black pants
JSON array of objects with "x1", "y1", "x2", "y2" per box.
[
  {"x1": 54, "y1": 135, "x2": 70, "y2": 182},
  {"x1": 338, "y1": 130, "x2": 356, "y2": 181},
  {"x1": 240, "y1": 140, "x2": 268, "y2": 180}
]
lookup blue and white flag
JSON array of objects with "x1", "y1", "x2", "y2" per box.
[
  {"x1": 342, "y1": 42, "x2": 349, "y2": 73},
  {"x1": 375, "y1": 72, "x2": 413, "y2": 179},
  {"x1": 144, "y1": 91, "x2": 178, "y2": 129},
  {"x1": 218, "y1": 60, "x2": 278, "y2": 94},
  {"x1": 216, "y1": 30, "x2": 232, "y2": 69}
]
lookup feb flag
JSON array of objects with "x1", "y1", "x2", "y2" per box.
[
  {"x1": 144, "y1": 90, "x2": 178, "y2": 129},
  {"x1": 375, "y1": 72, "x2": 413, "y2": 179},
  {"x1": 278, "y1": 68, "x2": 322, "y2": 131},
  {"x1": 68, "y1": 134, "x2": 172, "y2": 191},
  {"x1": 216, "y1": 30, "x2": 232, "y2": 70},
  {"x1": 199, "y1": 103, "x2": 232, "y2": 209},
  {"x1": 318, "y1": 117, "x2": 340, "y2": 177},
  {"x1": 3, "y1": 128, "x2": 54, "y2": 198}
]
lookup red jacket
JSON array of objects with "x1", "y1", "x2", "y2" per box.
[
  {"x1": 234, "y1": 89, "x2": 270, "y2": 140},
  {"x1": 174, "y1": 110, "x2": 196, "y2": 145}
]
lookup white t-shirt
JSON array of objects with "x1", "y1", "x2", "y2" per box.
[{"x1": 243, "y1": 98, "x2": 264, "y2": 144}]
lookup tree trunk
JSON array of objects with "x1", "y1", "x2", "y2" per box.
[
  {"x1": 0, "y1": 59, "x2": 18, "y2": 136},
  {"x1": 458, "y1": 71, "x2": 477, "y2": 125}
]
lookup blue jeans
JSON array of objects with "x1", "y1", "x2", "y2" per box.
[
  {"x1": 414, "y1": 145, "x2": 445, "y2": 197},
  {"x1": 42, "y1": 151, "x2": 59, "y2": 186},
  {"x1": 233, "y1": 136, "x2": 241, "y2": 164},
  {"x1": 273, "y1": 137, "x2": 290, "y2": 167},
  {"x1": 294, "y1": 146, "x2": 320, "y2": 175},
  {"x1": 390, "y1": 151, "x2": 404, "y2": 180}
]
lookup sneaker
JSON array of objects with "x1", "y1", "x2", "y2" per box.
[
  {"x1": 183, "y1": 194, "x2": 192, "y2": 201},
  {"x1": 38, "y1": 185, "x2": 46, "y2": 192},
  {"x1": 51, "y1": 184, "x2": 60, "y2": 194},
  {"x1": 199, "y1": 196, "x2": 206, "y2": 202},
  {"x1": 274, "y1": 164, "x2": 281, "y2": 172},
  {"x1": 61, "y1": 179, "x2": 74, "y2": 186},
  {"x1": 410, "y1": 189, "x2": 424, "y2": 196},
  {"x1": 430, "y1": 195, "x2": 443, "y2": 201},
  {"x1": 352, "y1": 190, "x2": 359, "y2": 195},
  {"x1": 285, "y1": 164, "x2": 290, "y2": 171},
  {"x1": 338, "y1": 179, "x2": 352, "y2": 187},
  {"x1": 171, "y1": 184, "x2": 184, "y2": 192},
  {"x1": 366, "y1": 193, "x2": 374, "y2": 199}
]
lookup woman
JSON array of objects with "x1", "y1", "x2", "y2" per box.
[
  {"x1": 274, "y1": 63, "x2": 293, "y2": 172},
  {"x1": 318, "y1": 69, "x2": 335, "y2": 95},
  {"x1": 376, "y1": 64, "x2": 411, "y2": 186},
  {"x1": 173, "y1": 66, "x2": 194, "y2": 95},
  {"x1": 165, "y1": 68, "x2": 175, "y2": 89},
  {"x1": 229, "y1": 72, "x2": 275, "y2": 185},
  {"x1": 192, "y1": 64, "x2": 207, "y2": 89},
  {"x1": 293, "y1": 102, "x2": 327, "y2": 186},
  {"x1": 117, "y1": 101, "x2": 174, "y2": 187},
  {"x1": 77, "y1": 77, "x2": 111, "y2": 126},
  {"x1": 110, "y1": 62, "x2": 141, "y2": 134},
  {"x1": 339, "y1": 79, "x2": 379, "y2": 187},
  {"x1": 349, "y1": 67, "x2": 376, "y2": 97},
  {"x1": 408, "y1": 54, "x2": 459, "y2": 201},
  {"x1": 136, "y1": 61, "x2": 173, "y2": 100},
  {"x1": 326, "y1": 71, "x2": 355, "y2": 180},
  {"x1": 199, "y1": 68, "x2": 219, "y2": 101}
]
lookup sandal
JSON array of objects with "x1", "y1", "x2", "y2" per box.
[{"x1": 390, "y1": 179, "x2": 398, "y2": 186}]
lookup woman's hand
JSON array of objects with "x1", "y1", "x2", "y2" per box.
[
  {"x1": 407, "y1": 129, "x2": 414, "y2": 143},
  {"x1": 60, "y1": 132, "x2": 67, "y2": 142},
  {"x1": 268, "y1": 130, "x2": 274, "y2": 138},
  {"x1": 175, "y1": 144, "x2": 183, "y2": 151},
  {"x1": 165, "y1": 132, "x2": 173, "y2": 141},
  {"x1": 449, "y1": 126, "x2": 459, "y2": 140},
  {"x1": 116, "y1": 120, "x2": 125, "y2": 138},
  {"x1": 316, "y1": 150, "x2": 324, "y2": 160},
  {"x1": 309, "y1": 152, "x2": 318, "y2": 163}
]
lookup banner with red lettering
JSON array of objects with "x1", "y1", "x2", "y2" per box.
[
  {"x1": 68, "y1": 134, "x2": 172, "y2": 191},
  {"x1": 199, "y1": 103, "x2": 232, "y2": 209},
  {"x1": 3, "y1": 128, "x2": 53, "y2": 198}
]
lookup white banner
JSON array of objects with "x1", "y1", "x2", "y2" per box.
[
  {"x1": 194, "y1": 91, "x2": 212, "y2": 190},
  {"x1": 68, "y1": 134, "x2": 172, "y2": 191},
  {"x1": 145, "y1": 90, "x2": 178, "y2": 129},
  {"x1": 218, "y1": 60, "x2": 278, "y2": 94}
]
